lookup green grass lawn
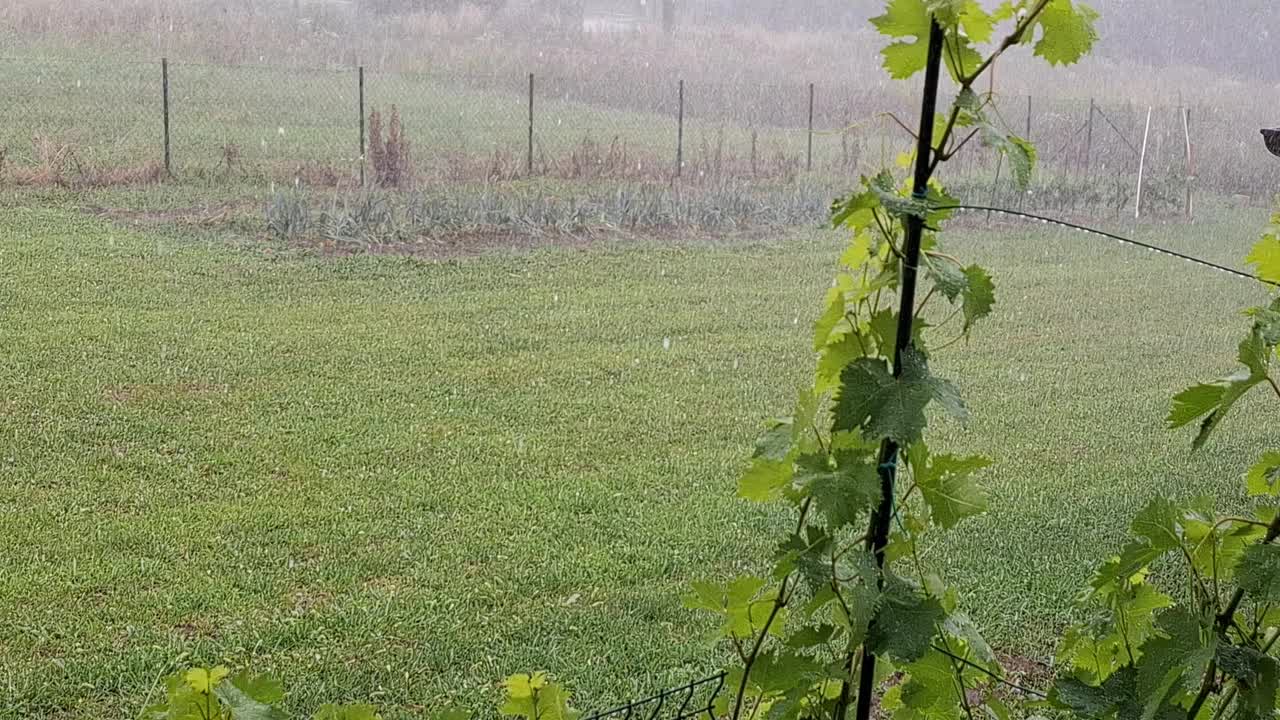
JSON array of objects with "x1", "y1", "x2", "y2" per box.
[{"x1": 0, "y1": 194, "x2": 1275, "y2": 719}]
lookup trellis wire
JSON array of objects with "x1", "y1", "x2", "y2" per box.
[{"x1": 941, "y1": 204, "x2": 1280, "y2": 288}]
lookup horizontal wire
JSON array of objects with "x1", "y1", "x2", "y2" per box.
[{"x1": 936, "y1": 204, "x2": 1279, "y2": 288}]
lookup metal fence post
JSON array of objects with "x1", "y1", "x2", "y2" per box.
[
  {"x1": 161, "y1": 58, "x2": 171, "y2": 177},
  {"x1": 358, "y1": 66, "x2": 366, "y2": 187},
  {"x1": 676, "y1": 79, "x2": 684, "y2": 178},
  {"x1": 1084, "y1": 97, "x2": 1094, "y2": 176},
  {"x1": 527, "y1": 73, "x2": 535, "y2": 176},
  {"x1": 806, "y1": 83, "x2": 814, "y2": 172}
]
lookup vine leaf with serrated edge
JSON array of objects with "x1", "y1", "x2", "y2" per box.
[{"x1": 833, "y1": 346, "x2": 967, "y2": 446}]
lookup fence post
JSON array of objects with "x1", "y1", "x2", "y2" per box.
[
  {"x1": 1084, "y1": 97, "x2": 1094, "y2": 176},
  {"x1": 676, "y1": 79, "x2": 684, "y2": 178},
  {"x1": 527, "y1": 73, "x2": 535, "y2": 176},
  {"x1": 358, "y1": 65, "x2": 365, "y2": 187},
  {"x1": 1135, "y1": 106, "x2": 1152, "y2": 219},
  {"x1": 161, "y1": 58, "x2": 171, "y2": 177},
  {"x1": 1183, "y1": 106, "x2": 1194, "y2": 220},
  {"x1": 806, "y1": 83, "x2": 814, "y2": 172}
]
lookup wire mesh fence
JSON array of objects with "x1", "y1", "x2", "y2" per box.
[{"x1": 2, "y1": 54, "x2": 1277, "y2": 217}]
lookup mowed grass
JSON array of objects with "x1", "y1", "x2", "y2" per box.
[{"x1": 0, "y1": 198, "x2": 1275, "y2": 719}]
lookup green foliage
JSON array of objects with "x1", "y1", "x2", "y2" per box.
[
  {"x1": 682, "y1": 4, "x2": 1098, "y2": 720},
  {"x1": 1030, "y1": 0, "x2": 1101, "y2": 66},
  {"x1": 501, "y1": 673, "x2": 581, "y2": 720},
  {"x1": 143, "y1": 666, "x2": 371, "y2": 720},
  {"x1": 144, "y1": 668, "x2": 578, "y2": 720},
  {"x1": 1051, "y1": 226, "x2": 1280, "y2": 720}
]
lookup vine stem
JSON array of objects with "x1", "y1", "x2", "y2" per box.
[
  {"x1": 1187, "y1": 510, "x2": 1280, "y2": 720},
  {"x1": 729, "y1": 498, "x2": 811, "y2": 720},
  {"x1": 929, "y1": 645, "x2": 1049, "y2": 700},
  {"x1": 846, "y1": 18, "x2": 947, "y2": 720},
  {"x1": 1210, "y1": 628, "x2": 1280, "y2": 720}
]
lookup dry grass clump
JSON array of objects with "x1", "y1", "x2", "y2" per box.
[{"x1": 2, "y1": 135, "x2": 164, "y2": 187}]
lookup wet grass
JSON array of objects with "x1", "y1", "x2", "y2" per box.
[{"x1": 0, "y1": 196, "x2": 1274, "y2": 719}]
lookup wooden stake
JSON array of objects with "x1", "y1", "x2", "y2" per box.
[
  {"x1": 1183, "y1": 106, "x2": 1194, "y2": 220},
  {"x1": 1135, "y1": 106, "x2": 1152, "y2": 219}
]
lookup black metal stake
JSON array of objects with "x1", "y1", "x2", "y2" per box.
[
  {"x1": 676, "y1": 79, "x2": 684, "y2": 178},
  {"x1": 807, "y1": 83, "x2": 815, "y2": 172},
  {"x1": 527, "y1": 73, "x2": 535, "y2": 176},
  {"x1": 851, "y1": 17, "x2": 946, "y2": 720},
  {"x1": 161, "y1": 58, "x2": 171, "y2": 177},
  {"x1": 1084, "y1": 97, "x2": 1094, "y2": 176},
  {"x1": 358, "y1": 66, "x2": 365, "y2": 187}
]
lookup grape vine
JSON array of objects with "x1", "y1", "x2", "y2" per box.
[
  {"x1": 1048, "y1": 220, "x2": 1280, "y2": 720},
  {"x1": 683, "y1": 2, "x2": 1099, "y2": 720}
]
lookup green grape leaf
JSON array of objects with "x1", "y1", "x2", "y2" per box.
[
  {"x1": 831, "y1": 551, "x2": 883, "y2": 649},
  {"x1": 748, "y1": 650, "x2": 827, "y2": 695},
  {"x1": 806, "y1": 452, "x2": 882, "y2": 530},
  {"x1": 1129, "y1": 498, "x2": 1185, "y2": 552},
  {"x1": 1134, "y1": 609, "x2": 1215, "y2": 720},
  {"x1": 1168, "y1": 329, "x2": 1270, "y2": 450},
  {"x1": 953, "y1": 89, "x2": 1037, "y2": 190},
  {"x1": 1246, "y1": 452, "x2": 1280, "y2": 496},
  {"x1": 927, "y1": 257, "x2": 967, "y2": 302},
  {"x1": 869, "y1": 171, "x2": 935, "y2": 220},
  {"x1": 1051, "y1": 667, "x2": 1140, "y2": 720},
  {"x1": 941, "y1": 611, "x2": 997, "y2": 666},
  {"x1": 831, "y1": 186, "x2": 881, "y2": 231},
  {"x1": 754, "y1": 421, "x2": 794, "y2": 462},
  {"x1": 1031, "y1": 0, "x2": 1100, "y2": 66},
  {"x1": 739, "y1": 459, "x2": 794, "y2": 503},
  {"x1": 1247, "y1": 298, "x2": 1280, "y2": 347},
  {"x1": 1181, "y1": 510, "x2": 1264, "y2": 584},
  {"x1": 1003, "y1": 136, "x2": 1037, "y2": 190},
  {"x1": 1089, "y1": 539, "x2": 1165, "y2": 591},
  {"x1": 1246, "y1": 232, "x2": 1280, "y2": 284},
  {"x1": 501, "y1": 674, "x2": 579, "y2": 720},
  {"x1": 814, "y1": 285, "x2": 849, "y2": 352},
  {"x1": 184, "y1": 667, "x2": 230, "y2": 694},
  {"x1": 215, "y1": 673, "x2": 287, "y2": 720},
  {"x1": 890, "y1": 649, "x2": 961, "y2": 719},
  {"x1": 786, "y1": 624, "x2": 837, "y2": 649},
  {"x1": 817, "y1": 334, "x2": 868, "y2": 395},
  {"x1": 871, "y1": 0, "x2": 930, "y2": 80},
  {"x1": 151, "y1": 675, "x2": 214, "y2": 720},
  {"x1": 960, "y1": 266, "x2": 996, "y2": 331},
  {"x1": 1235, "y1": 544, "x2": 1280, "y2": 604},
  {"x1": 833, "y1": 347, "x2": 967, "y2": 445},
  {"x1": 958, "y1": 0, "x2": 995, "y2": 42},
  {"x1": 313, "y1": 705, "x2": 381, "y2": 720},
  {"x1": 1215, "y1": 645, "x2": 1279, "y2": 720},
  {"x1": 908, "y1": 445, "x2": 991, "y2": 529},
  {"x1": 868, "y1": 579, "x2": 946, "y2": 663},
  {"x1": 1058, "y1": 582, "x2": 1172, "y2": 682},
  {"x1": 684, "y1": 576, "x2": 784, "y2": 640}
]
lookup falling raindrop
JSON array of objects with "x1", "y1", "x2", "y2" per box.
[
  {"x1": 732, "y1": 358, "x2": 740, "y2": 370},
  {"x1": 663, "y1": 337, "x2": 671, "y2": 351}
]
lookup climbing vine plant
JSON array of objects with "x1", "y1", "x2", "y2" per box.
[
  {"x1": 683, "y1": 2, "x2": 1098, "y2": 720},
  {"x1": 1048, "y1": 224, "x2": 1280, "y2": 720}
]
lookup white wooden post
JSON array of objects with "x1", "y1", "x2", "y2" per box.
[{"x1": 1135, "y1": 106, "x2": 1152, "y2": 219}]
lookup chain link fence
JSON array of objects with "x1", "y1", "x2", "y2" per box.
[{"x1": 2, "y1": 55, "x2": 1277, "y2": 216}]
